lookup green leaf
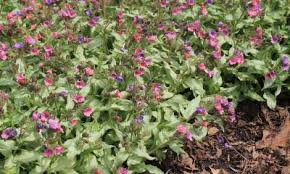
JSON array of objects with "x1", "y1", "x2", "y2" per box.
[
  {"x1": 263, "y1": 79, "x2": 275, "y2": 90},
  {"x1": 0, "y1": 79, "x2": 16, "y2": 86},
  {"x1": 134, "y1": 147, "x2": 155, "y2": 161},
  {"x1": 263, "y1": 92, "x2": 276, "y2": 110},
  {"x1": 66, "y1": 95, "x2": 75, "y2": 110},
  {"x1": 245, "y1": 91, "x2": 265, "y2": 102},
  {"x1": 182, "y1": 96, "x2": 201, "y2": 120},
  {"x1": 127, "y1": 155, "x2": 143, "y2": 166},
  {"x1": 183, "y1": 78, "x2": 205, "y2": 96},
  {"x1": 169, "y1": 143, "x2": 185, "y2": 154},
  {"x1": 145, "y1": 165, "x2": 164, "y2": 174},
  {"x1": 16, "y1": 59, "x2": 25, "y2": 73},
  {"x1": 14, "y1": 150, "x2": 40, "y2": 163},
  {"x1": 80, "y1": 85, "x2": 91, "y2": 96},
  {"x1": 0, "y1": 140, "x2": 17, "y2": 157},
  {"x1": 49, "y1": 156, "x2": 75, "y2": 172},
  {"x1": 192, "y1": 127, "x2": 208, "y2": 141},
  {"x1": 164, "y1": 62, "x2": 177, "y2": 80}
]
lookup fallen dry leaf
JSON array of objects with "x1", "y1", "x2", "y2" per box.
[
  {"x1": 256, "y1": 115, "x2": 290, "y2": 150},
  {"x1": 200, "y1": 170, "x2": 211, "y2": 174},
  {"x1": 180, "y1": 153, "x2": 198, "y2": 170},
  {"x1": 210, "y1": 167, "x2": 230, "y2": 174},
  {"x1": 256, "y1": 130, "x2": 272, "y2": 149},
  {"x1": 271, "y1": 117, "x2": 290, "y2": 149},
  {"x1": 282, "y1": 165, "x2": 290, "y2": 174},
  {"x1": 208, "y1": 127, "x2": 219, "y2": 136}
]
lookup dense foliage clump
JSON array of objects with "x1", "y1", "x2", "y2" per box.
[{"x1": 0, "y1": 0, "x2": 290, "y2": 173}]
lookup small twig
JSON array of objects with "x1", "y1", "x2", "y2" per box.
[
  {"x1": 224, "y1": 136, "x2": 248, "y2": 160},
  {"x1": 241, "y1": 160, "x2": 248, "y2": 174}
]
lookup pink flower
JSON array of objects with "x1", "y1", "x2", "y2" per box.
[
  {"x1": 40, "y1": 111, "x2": 50, "y2": 123},
  {"x1": 44, "y1": 77, "x2": 53, "y2": 86},
  {"x1": 117, "y1": 167, "x2": 128, "y2": 174},
  {"x1": 171, "y1": 7, "x2": 182, "y2": 16},
  {"x1": 16, "y1": 73, "x2": 27, "y2": 85},
  {"x1": 207, "y1": 71, "x2": 214, "y2": 78},
  {"x1": 160, "y1": 0, "x2": 169, "y2": 8},
  {"x1": 0, "y1": 43, "x2": 8, "y2": 61},
  {"x1": 53, "y1": 145, "x2": 64, "y2": 155},
  {"x1": 83, "y1": 107, "x2": 93, "y2": 117},
  {"x1": 88, "y1": 16, "x2": 99, "y2": 27},
  {"x1": 176, "y1": 124, "x2": 187, "y2": 135},
  {"x1": 51, "y1": 32, "x2": 60, "y2": 39},
  {"x1": 31, "y1": 48, "x2": 40, "y2": 55},
  {"x1": 43, "y1": 148, "x2": 54, "y2": 158},
  {"x1": 165, "y1": 31, "x2": 176, "y2": 40},
  {"x1": 187, "y1": 20, "x2": 200, "y2": 32},
  {"x1": 32, "y1": 111, "x2": 40, "y2": 121},
  {"x1": 70, "y1": 119, "x2": 78, "y2": 126},
  {"x1": 200, "y1": 3, "x2": 208, "y2": 15},
  {"x1": 186, "y1": 132, "x2": 193, "y2": 141},
  {"x1": 134, "y1": 68, "x2": 145, "y2": 77},
  {"x1": 212, "y1": 48, "x2": 221, "y2": 59},
  {"x1": 84, "y1": 67, "x2": 94, "y2": 76},
  {"x1": 73, "y1": 94, "x2": 85, "y2": 104},
  {"x1": 264, "y1": 71, "x2": 276, "y2": 80},
  {"x1": 146, "y1": 35, "x2": 157, "y2": 43},
  {"x1": 24, "y1": 36, "x2": 36, "y2": 45},
  {"x1": 228, "y1": 50, "x2": 244, "y2": 65},
  {"x1": 75, "y1": 80, "x2": 85, "y2": 89},
  {"x1": 198, "y1": 63, "x2": 206, "y2": 71},
  {"x1": 48, "y1": 118, "x2": 61, "y2": 130}
]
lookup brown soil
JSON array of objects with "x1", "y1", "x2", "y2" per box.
[{"x1": 158, "y1": 95, "x2": 290, "y2": 174}]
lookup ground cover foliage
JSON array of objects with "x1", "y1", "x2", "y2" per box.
[{"x1": 0, "y1": 0, "x2": 290, "y2": 173}]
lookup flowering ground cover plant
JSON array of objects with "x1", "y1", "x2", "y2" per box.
[{"x1": 0, "y1": 0, "x2": 290, "y2": 173}]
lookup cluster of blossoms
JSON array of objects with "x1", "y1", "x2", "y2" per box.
[
  {"x1": 0, "y1": 43, "x2": 8, "y2": 61},
  {"x1": 132, "y1": 48, "x2": 152, "y2": 77},
  {"x1": 214, "y1": 96, "x2": 236, "y2": 122},
  {"x1": 43, "y1": 145, "x2": 64, "y2": 158},
  {"x1": 0, "y1": 0, "x2": 289, "y2": 172},
  {"x1": 32, "y1": 111, "x2": 63, "y2": 133},
  {"x1": 247, "y1": 0, "x2": 262, "y2": 18},
  {"x1": 198, "y1": 63, "x2": 214, "y2": 78},
  {"x1": 250, "y1": 27, "x2": 263, "y2": 46},
  {"x1": 1, "y1": 127, "x2": 17, "y2": 140},
  {"x1": 208, "y1": 29, "x2": 221, "y2": 60},
  {"x1": 151, "y1": 83, "x2": 161, "y2": 102},
  {"x1": 228, "y1": 50, "x2": 244, "y2": 65},
  {"x1": 176, "y1": 124, "x2": 193, "y2": 141}
]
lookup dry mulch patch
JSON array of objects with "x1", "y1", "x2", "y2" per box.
[{"x1": 157, "y1": 95, "x2": 290, "y2": 174}]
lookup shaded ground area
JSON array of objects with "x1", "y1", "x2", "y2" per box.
[{"x1": 158, "y1": 94, "x2": 290, "y2": 174}]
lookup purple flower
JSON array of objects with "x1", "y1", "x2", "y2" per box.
[
  {"x1": 88, "y1": 16, "x2": 99, "y2": 27},
  {"x1": 134, "y1": 115, "x2": 144, "y2": 124},
  {"x1": 59, "y1": 90, "x2": 68, "y2": 97},
  {"x1": 271, "y1": 35, "x2": 280, "y2": 44},
  {"x1": 85, "y1": 9, "x2": 93, "y2": 16},
  {"x1": 207, "y1": 0, "x2": 213, "y2": 4},
  {"x1": 282, "y1": 55, "x2": 289, "y2": 71},
  {"x1": 265, "y1": 71, "x2": 276, "y2": 80},
  {"x1": 209, "y1": 29, "x2": 217, "y2": 38},
  {"x1": 44, "y1": 0, "x2": 53, "y2": 5},
  {"x1": 14, "y1": 42, "x2": 24, "y2": 49},
  {"x1": 1, "y1": 128, "x2": 17, "y2": 140},
  {"x1": 196, "y1": 106, "x2": 206, "y2": 115}
]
